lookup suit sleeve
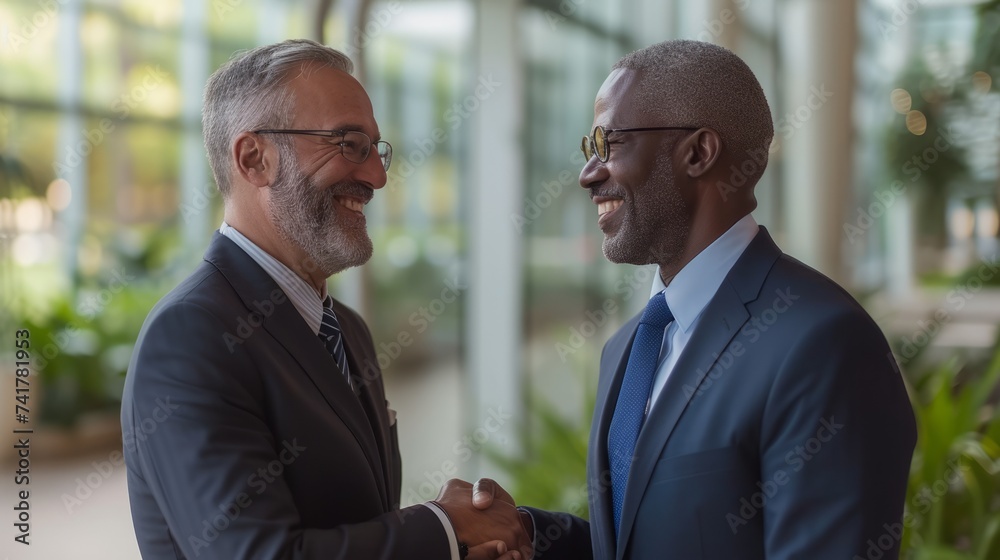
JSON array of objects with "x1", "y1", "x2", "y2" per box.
[
  {"x1": 519, "y1": 508, "x2": 592, "y2": 560},
  {"x1": 123, "y1": 300, "x2": 452, "y2": 560},
  {"x1": 758, "y1": 311, "x2": 916, "y2": 559}
]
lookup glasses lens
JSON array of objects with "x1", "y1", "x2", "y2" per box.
[
  {"x1": 339, "y1": 131, "x2": 368, "y2": 163},
  {"x1": 593, "y1": 126, "x2": 608, "y2": 161},
  {"x1": 376, "y1": 141, "x2": 392, "y2": 171},
  {"x1": 581, "y1": 136, "x2": 592, "y2": 160}
]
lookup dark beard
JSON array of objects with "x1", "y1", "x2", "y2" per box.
[{"x1": 602, "y1": 154, "x2": 692, "y2": 268}]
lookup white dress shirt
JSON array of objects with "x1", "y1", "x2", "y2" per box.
[
  {"x1": 218, "y1": 223, "x2": 461, "y2": 560},
  {"x1": 220, "y1": 222, "x2": 326, "y2": 334},
  {"x1": 646, "y1": 214, "x2": 760, "y2": 414}
]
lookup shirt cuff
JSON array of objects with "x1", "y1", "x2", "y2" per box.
[
  {"x1": 517, "y1": 507, "x2": 538, "y2": 548},
  {"x1": 422, "y1": 502, "x2": 461, "y2": 560}
]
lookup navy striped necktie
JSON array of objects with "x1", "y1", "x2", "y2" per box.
[
  {"x1": 319, "y1": 296, "x2": 352, "y2": 388},
  {"x1": 607, "y1": 291, "x2": 674, "y2": 538}
]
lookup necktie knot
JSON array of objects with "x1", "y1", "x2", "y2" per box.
[
  {"x1": 320, "y1": 297, "x2": 340, "y2": 338},
  {"x1": 639, "y1": 292, "x2": 673, "y2": 329}
]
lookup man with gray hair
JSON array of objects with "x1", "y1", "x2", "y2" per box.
[
  {"x1": 476, "y1": 39, "x2": 916, "y2": 559},
  {"x1": 122, "y1": 39, "x2": 529, "y2": 559}
]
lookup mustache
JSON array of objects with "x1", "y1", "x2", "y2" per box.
[
  {"x1": 589, "y1": 188, "x2": 626, "y2": 200},
  {"x1": 327, "y1": 181, "x2": 374, "y2": 204}
]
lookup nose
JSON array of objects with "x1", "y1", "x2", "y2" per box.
[
  {"x1": 579, "y1": 152, "x2": 608, "y2": 191},
  {"x1": 353, "y1": 147, "x2": 387, "y2": 190}
]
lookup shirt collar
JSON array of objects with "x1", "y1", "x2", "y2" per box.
[
  {"x1": 219, "y1": 222, "x2": 327, "y2": 335},
  {"x1": 649, "y1": 214, "x2": 759, "y2": 333}
]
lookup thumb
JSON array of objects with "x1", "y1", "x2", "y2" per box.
[{"x1": 472, "y1": 478, "x2": 496, "y2": 509}]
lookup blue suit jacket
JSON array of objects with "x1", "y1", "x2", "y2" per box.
[
  {"x1": 527, "y1": 227, "x2": 916, "y2": 559},
  {"x1": 121, "y1": 234, "x2": 450, "y2": 559}
]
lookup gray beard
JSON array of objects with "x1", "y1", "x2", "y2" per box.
[{"x1": 267, "y1": 144, "x2": 373, "y2": 278}]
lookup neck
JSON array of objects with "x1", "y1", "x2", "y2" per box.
[
  {"x1": 224, "y1": 201, "x2": 328, "y2": 296},
  {"x1": 656, "y1": 211, "x2": 749, "y2": 285}
]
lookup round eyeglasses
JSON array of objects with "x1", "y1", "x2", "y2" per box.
[
  {"x1": 581, "y1": 125, "x2": 699, "y2": 162},
  {"x1": 254, "y1": 129, "x2": 393, "y2": 171}
]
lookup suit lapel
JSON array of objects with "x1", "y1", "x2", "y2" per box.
[
  {"x1": 601, "y1": 228, "x2": 781, "y2": 558},
  {"x1": 589, "y1": 313, "x2": 640, "y2": 560},
  {"x1": 615, "y1": 282, "x2": 748, "y2": 558},
  {"x1": 203, "y1": 233, "x2": 389, "y2": 507},
  {"x1": 333, "y1": 300, "x2": 396, "y2": 511}
]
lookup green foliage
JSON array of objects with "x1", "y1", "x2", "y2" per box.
[
  {"x1": 902, "y1": 347, "x2": 1000, "y2": 559},
  {"x1": 486, "y1": 367, "x2": 595, "y2": 519},
  {"x1": 6, "y1": 225, "x2": 177, "y2": 427},
  {"x1": 882, "y1": 57, "x2": 970, "y2": 246},
  {"x1": 973, "y1": 1, "x2": 1000, "y2": 77},
  {"x1": 16, "y1": 280, "x2": 164, "y2": 427}
]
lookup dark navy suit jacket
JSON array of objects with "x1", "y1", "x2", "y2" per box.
[
  {"x1": 526, "y1": 227, "x2": 917, "y2": 559},
  {"x1": 121, "y1": 234, "x2": 449, "y2": 559}
]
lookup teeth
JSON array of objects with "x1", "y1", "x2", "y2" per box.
[
  {"x1": 598, "y1": 200, "x2": 623, "y2": 216},
  {"x1": 336, "y1": 198, "x2": 364, "y2": 212}
]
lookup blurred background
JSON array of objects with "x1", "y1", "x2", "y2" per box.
[{"x1": 1, "y1": 0, "x2": 1000, "y2": 557}]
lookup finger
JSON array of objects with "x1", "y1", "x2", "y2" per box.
[
  {"x1": 465, "y1": 540, "x2": 508, "y2": 560},
  {"x1": 436, "y1": 478, "x2": 473, "y2": 501},
  {"x1": 472, "y1": 478, "x2": 497, "y2": 509}
]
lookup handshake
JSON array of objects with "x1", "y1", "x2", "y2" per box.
[{"x1": 432, "y1": 478, "x2": 535, "y2": 560}]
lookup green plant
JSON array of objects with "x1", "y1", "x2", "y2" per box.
[
  {"x1": 973, "y1": 1, "x2": 1000, "y2": 80},
  {"x1": 882, "y1": 57, "x2": 970, "y2": 249},
  {"x1": 487, "y1": 360, "x2": 596, "y2": 518},
  {"x1": 13, "y1": 274, "x2": 166, "y2": 427},
  {"x1": 899, "y1": 349, "x2": 1000, "y2": 559}
]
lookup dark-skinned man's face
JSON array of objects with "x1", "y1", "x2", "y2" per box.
[{"x1": 579, "y1": 68, "x2": 694, "y2": 268}]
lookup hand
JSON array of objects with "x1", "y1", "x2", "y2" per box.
[
  {"x1": 467, "y1": 540, "x2": 523, "y2": 560},
  {"x1": 471, "y1": 477, "x2": 515, "y2": 509},
  {"x1": 472, "y1": 478, "x2": 534, "y2": 544},
  {"x1": 435, "y1": 479, "x2": 533, "y2": 559}
]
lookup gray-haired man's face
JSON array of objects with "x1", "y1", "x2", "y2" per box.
[{"x1": 265, "y1": 65, "x2": 387, "y2": 277}]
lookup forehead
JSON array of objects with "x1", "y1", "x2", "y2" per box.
[
  {"x1": 593, "y1": 68, "x2": 642, "y2": 124},
  {"x1": 287, "y1": 63, "x2": 377, "y2": 132}
]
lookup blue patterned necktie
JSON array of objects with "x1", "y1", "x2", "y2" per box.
[
  {"x1": 319, "y1": 297, "x2": 352, "y2": 388},
  {"x1": 608, "y1": 292, "x2": 674, "y2": 538}
]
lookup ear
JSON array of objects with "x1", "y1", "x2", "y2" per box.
[
  {"x1": 678, "y1": 128, "x2": 723, "y2": 179},
  {"x1": 232, "y1": 131, "x2": 278, "y2": 189}
]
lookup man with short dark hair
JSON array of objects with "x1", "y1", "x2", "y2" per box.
[
  {"x1": 121, "y1": 39, "x2": 529, "y2": 560},
  {"x1": 478, "y1": 39, "x2": 916, "y2": 560}
]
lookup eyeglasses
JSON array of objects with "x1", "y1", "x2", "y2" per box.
[
  {"x1": 581, "y1": 125, "x2": 699, "y2": 162},
  {"x1": 254, "y1": 129, "x2": 393, "y2": 171}
]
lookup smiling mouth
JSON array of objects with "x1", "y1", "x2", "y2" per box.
[
  {"x1": 593, "y1": 195, "x2": 625, "y2": 231},
  {"x1": 598, "y1": 199, "x2": 623, "y2": 216},
  {"x1": 334, "y1": 196, "x2": 366, "y2": 212}
]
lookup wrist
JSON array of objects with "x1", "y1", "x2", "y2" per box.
[{"x1": 429, "y1": 500, "x2": 469, "y2": 559}]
